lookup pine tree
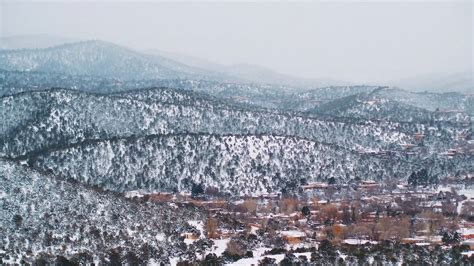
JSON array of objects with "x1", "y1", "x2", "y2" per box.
[
  {"x1": 191, "y1": 182, "x2": 204, "y2": 197},
  {"x1": 301, "y1": 206, "x2": 311, "y2": 216}
]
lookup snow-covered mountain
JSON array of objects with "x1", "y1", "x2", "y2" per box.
[
  {"x1": 0, "y1": 38, "x2": 349, "y2": 89},
  {"x1": 390, "y1": 72, "x2": 473, "y2": 93},
  {"x1": 307, "y1": 90, "x2": 471, "y2": 124},
  {"x1": 375, "y1": 88, "x2": 473, "y2": 113},
  {"x1": 0, "y1": 40, "x2": 237, "y2": 81},
  {"x1": 220, "y1": 63, "x2": 350, "y2": 88},
  {"x1": 2, "y1": 69, "x2": 472, "y2": 117},
  {"x1": 147, "y1": 49, "x2": 350, "y2": 88}
]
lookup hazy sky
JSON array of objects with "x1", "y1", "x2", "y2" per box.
[{"x1": 1, "y1": 0, "x2": 472, "y2": 83}]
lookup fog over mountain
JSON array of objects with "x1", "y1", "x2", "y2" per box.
[
  {"x1": 392, "y1": 72, "x2": 474, "y2": 94},
  {"x1": 1, "y1": 36, "x2": 471, "y2": 93},
  {"x1": 2, "y1": 1, "x2": 472, "y2": 84},
  {"x1": 0, "y1": 34, "x2": 77, "y2": 50},
  {"x1": 147, "y1": 48, "x2": 352, "y2": 88}
]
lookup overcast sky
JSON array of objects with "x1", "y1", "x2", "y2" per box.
[{"x1": 1, "y1": 0, "x2": 472, "y2": 83}]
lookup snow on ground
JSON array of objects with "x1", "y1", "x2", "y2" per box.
[
  {"x1": 251, "y1": 247, "x2": 272, "y2": 258},
  {"x1": 459, "y1": 188, "x2": 474, "y2": 199},
  {"x1": 188, "y1": 220, "x2": 204, "y2": 237},
  {"x1": 228, "y1": 254, "x2": 284, "y2": 265},
  {"x1": 462, "y1": 251, "x2": 474, "y2": 257},
  {"x1": 436, "y1": 185, "x2": 473, "y2": 214},
  {"x1": 169, "y1": 257, "x2": 179, "y2": 266},
  {"x1": 155, "y1": 232, "x2": 165, "y2": 241},
  {"x1": 250, "y1": 225, "x2": 259, "y2": 234},
  {"x1": 343, "y1": 239, "x2": 378, "y2": 245},
  {"x1": 171, "y1": 239, "x2": 261, "y2": 265},
  {"x1": 183, "y1": 238, "x2": 194, "y2": 245},
  {"x1": 279, "y1": 230, "x2": 306, "y2": 238},
  {"x1": 124, "y1": 190, "x2": 145, "y2": 198},
  {"x1": 437, "y1": 185, "x2": 474, "y2": 199},
  {"x1": 182, "y1": 220, "x2": 205, "y2": 245},
  {"x1": 170, "y1": 245, "x2": 311, "y2": 265},
  {"x1": 286, "y1": 242, "x2": 315, "y2": 250},
  {"x1": 228, "y1": 252, "x2": 312, "y2": 265},
  {"x1": 415, "y1": 242, "x2": 431, "y2": 246},
  {"x1": 459, "y1": 228, "x2": 474, "y2": 236},
  {"x1": 207, "y1": 238, "x2": 231, "y2": 256}
]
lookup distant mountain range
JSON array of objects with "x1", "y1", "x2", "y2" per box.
[
  {"x1": 307, "y1": 88, "x2": 472, "y2": 123},
  {"x1": 0, "y1": 35, "x2": 350, "y2": 88},
  {"x1": 0, "y1": 34, "x2": 78, "y2": 50},
  {"x1": 1, "y1": 36, "x2": 471, "y2": 92},
  {"x1": 0, "y1": 40, "x2": 238, "y2": 82},
  {"x1": 391, "y1": 72, "x2": 473, "y2": 93},
  {"x1": 0, "y1": 35, "x2": 474, "y2": 93},
  {"x1": 148, "y1": 49, "x2": 350, "y2": 88},
  {"x1": 0, "y1": 38, "x2": 328, "y2": 87}
]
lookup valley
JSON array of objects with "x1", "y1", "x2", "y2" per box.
[{"x1": 0, "y1": 40, "x2": 472, "y2": 265}]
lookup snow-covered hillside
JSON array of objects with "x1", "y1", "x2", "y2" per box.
[
  {"x1": 0, "y1": 159, "x2": 204, "y2": 264},
  {"x1": 0, "y1": 41, "x2": 233, "y2": 82},
  {"x1": 27, "y1": 133, "x2": 473, "y2": 194},
  {"x1": 1, "y1": 88, "x2": 433, "y2": 159}
]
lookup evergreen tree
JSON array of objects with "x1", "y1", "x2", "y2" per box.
[
  {"x1": 301, "y1": 206, "x2": 311, "y2": 216},
  {"x1": 328, "y1": 177, "x2": 336, "y2": 185},
  {"x1": 191, "y1": 182, "x2": 205, "y2": 197},
  {"x1": 108, "y1": 249, "x2": 122, "y2": 266},
  {"x1": 12, "y1": 214, "x2": 23, "y2": 228}
]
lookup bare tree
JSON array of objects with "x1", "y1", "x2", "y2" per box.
[
  {"x1": 321, "y1": 204, "x2": 339, "y2": 223},
  {"x1": 226, "y1": 239, "x2": 246, "y2": 257},
  {"x1": 206, "y1": 217, "x2": 219, "y2": 239},
  {"x1": 279, "y1": 198, "x2": 299, "y2": 215},
  {"x1": 243, "y1": 199, "x2": 258, "y2": 215}
]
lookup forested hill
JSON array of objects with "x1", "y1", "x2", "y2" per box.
[
  {"x1": 0, "y1": 158, "x2": 205, "y2": 264},
  {"x1": 2, "y1": 87, "x2": 466, "y2": 160},
  {"x1": 1, "y1": 87, "x2": 471, "y2": 196},
  {"x1": 0, "y1": 40, "x2": 235, "y2": 81},
  {"x1": 25, "y1": 133, "x2": 473, "y2": 195}
]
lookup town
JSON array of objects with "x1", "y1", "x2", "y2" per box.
[{"x1": 127, "y1": 176, "x2": 474, "y2": 265}]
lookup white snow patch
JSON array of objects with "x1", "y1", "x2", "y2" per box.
[
  {"x1": 207, "y1": 238, "x2": 230, "y2": 256},
  {"x1": 280, "y1": 230, "x2": 306, "y2": 238},
  {"x1": 155, "y1": 233, "x2": 165, "y2": 241},
  {"x1": 228, "y1": 252, "x2": 312, "y2": 265},
  {"x1": 188, "y1": 220, "x2": 204, "y2": 237},
  {"x1": 462, "y1": 251, "x2": 474, "y2": 257},
  {"x1": 343, "y1": 239, "x2": 378, "y2": 245}
]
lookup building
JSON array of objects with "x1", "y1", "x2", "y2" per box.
[{"x1": 280, "y1": 230, "x2": 306, "y2": 245}]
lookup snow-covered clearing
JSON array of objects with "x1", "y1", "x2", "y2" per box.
[{"x1": 228, "y1": 252, "x2": 312, "y2": 265}]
